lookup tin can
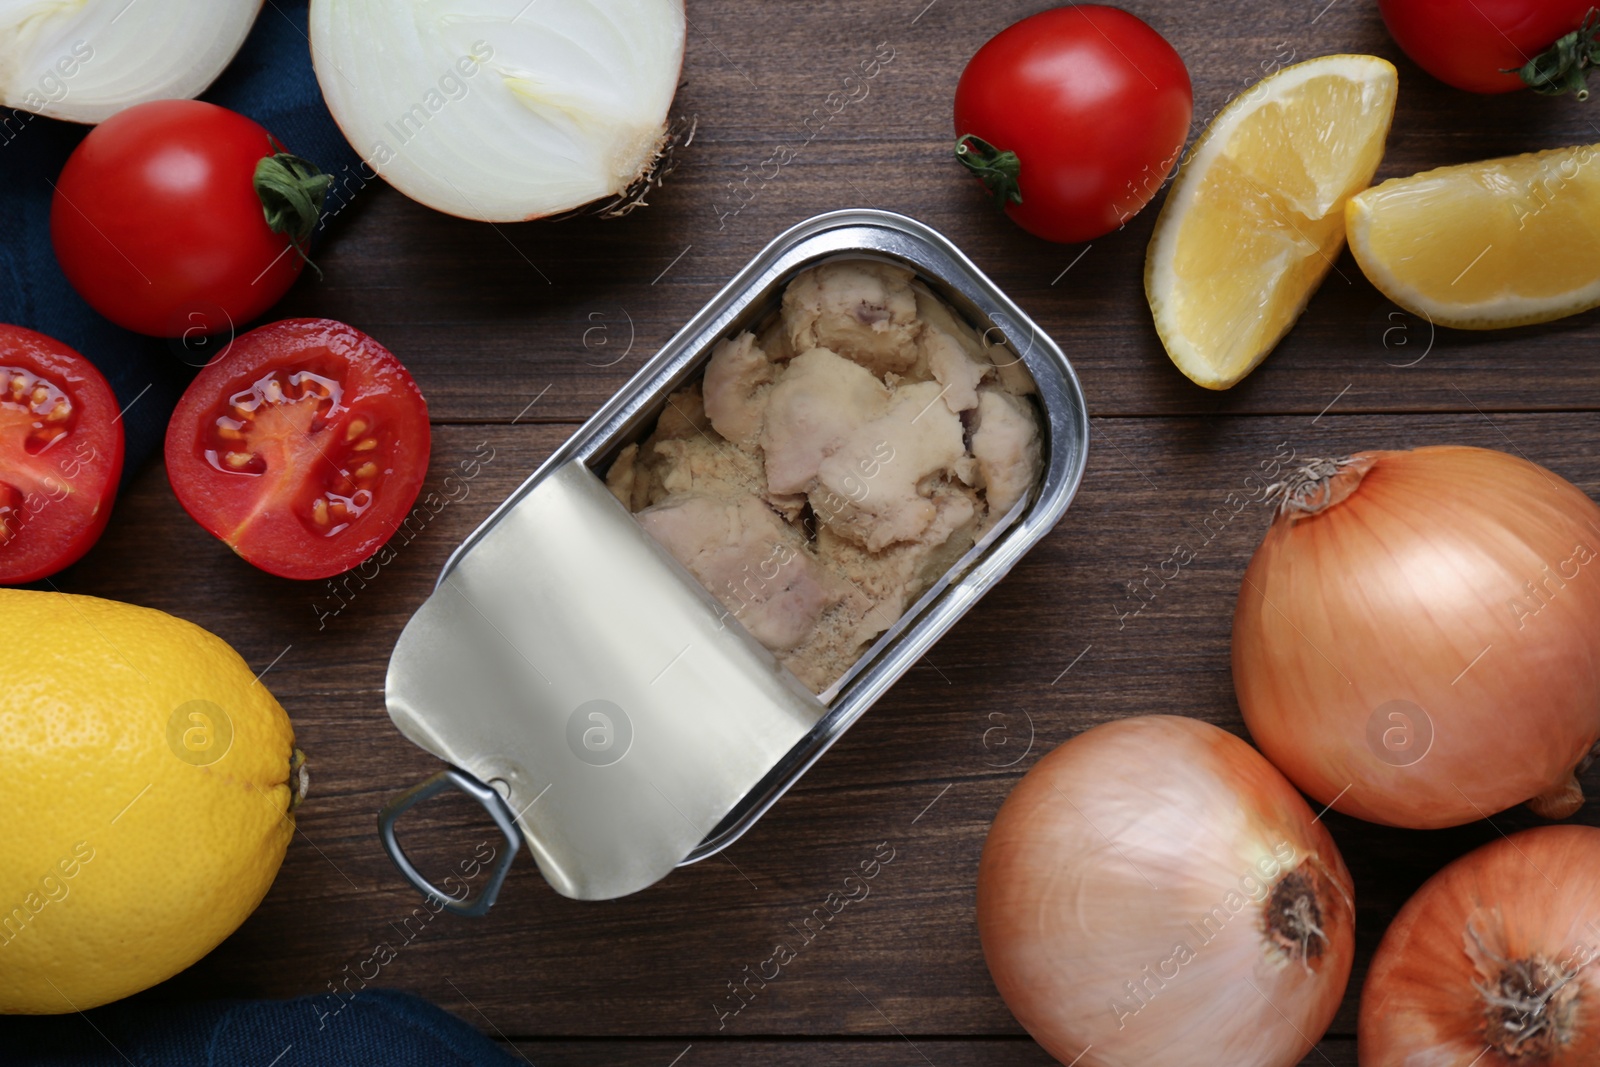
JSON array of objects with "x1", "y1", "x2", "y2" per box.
[{"x1": 379, "y1": 209, "x2": 1088, "y2": 911}]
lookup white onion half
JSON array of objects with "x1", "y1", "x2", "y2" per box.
[
  {"x1": 309, "y1": 0, "x2": 687, "y2": 222},
  {"x1": 0, "y1": 0, "x2": 263, "y2": 124}
]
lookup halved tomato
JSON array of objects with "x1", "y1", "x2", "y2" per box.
[
  {"x1": 0, "y1": 325, "x2": 125, "y2": 584},
  {"x1": 165, "y1": 319, "x2": 430, "y2": 580}
]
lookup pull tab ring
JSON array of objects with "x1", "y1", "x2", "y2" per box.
[{"x1": 378, "y1": 768, "x2": 522, "y2": 917}]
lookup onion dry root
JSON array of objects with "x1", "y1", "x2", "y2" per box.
[{"x1": 546, "y1": 114, "x2": 697, "y2": 222}]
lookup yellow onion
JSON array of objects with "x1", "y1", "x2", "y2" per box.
[
  {"x1": 1360, "y1": 824, "x2": 1600, "y2": 1066},
  {"x1": 977, "y1": 716, "x2": 1354, "y2": 1067},
  {"x1": 1234, "y1": 446, "x2": 1600, "y2": 829}
]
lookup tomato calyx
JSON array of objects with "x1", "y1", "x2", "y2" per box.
[
  {"x1": 253, "y1": 140, "x2": 332, "y2": 279},
  {"x1": 1511, "y1": 9, "x2": 1600, "y2": 99},
  {"x1": 955, "y1": 134, "x2": 1024, "y2": 211}
]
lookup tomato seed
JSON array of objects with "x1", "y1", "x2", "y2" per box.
[
  {"x1": 203, "y1": 369, "x2": 383, "y2": 537},
  {"x1": 1, "y1": 366, "x2": 76, "y2": 452}
]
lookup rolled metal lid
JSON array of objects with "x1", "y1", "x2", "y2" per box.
[{"x1": 385, "y1": 461, "x2": 825, "y2": 901}]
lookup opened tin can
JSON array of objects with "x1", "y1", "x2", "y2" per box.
[{"x1": 378, "y1": 209, "x2": 1088, "y2": 912}]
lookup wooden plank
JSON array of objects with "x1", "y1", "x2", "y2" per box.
[
  {"x1": 27, "y1": 1, "x2": 1600, "y2": 1059},
  {"x1": 57, "y1": 413, "x2": 1600, "y2": 1041},
  {"x1": 272, "y1": 0, "x2": 1600, "y2": 426},
  {"x1": 499, "y1": 1038, "x2": 1359, "y2": 1066}
]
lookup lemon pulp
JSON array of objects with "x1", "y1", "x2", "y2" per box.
[
  {"x1": 1347, "y1": 143, "x2": 1600, "y2": 329},
  {"x1": 1147, "y1": 55, "x2": 1398, "y2": 389}
]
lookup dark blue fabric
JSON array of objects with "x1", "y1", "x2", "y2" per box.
[
  {"x1": 0, "y1": 0, "x2": 363, "y2": 488},
  {"x1": 2, "y1": 989, "x2": 522, "y2": 1066}
]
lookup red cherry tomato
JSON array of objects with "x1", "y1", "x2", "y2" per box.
[
  {"x1": 953, "y1": 5, "x2": 1193, "y2": 243},
  {"x1": 51, "y1": 100, "x2": 326, "y2": 338},
  {"x1": 1379, "y1": 0, "x2": 1599, "y2": 94},
  {"x1": 165, "y1": 319, "x2": 431, "y2": 581},
  {"x1": 0, "y1": 326, "x2": 125, "y2": 584}
]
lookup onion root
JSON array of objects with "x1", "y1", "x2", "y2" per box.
[
  {"x1": 1265, "y1": 868, "x2": 1328, "y2": 969},
  {"x1": 1467, "y1": 921, "x2": 1587, "y2": 1059},
  {"x1": 551, "y1": 114, "x2": 698, "y2": 221}
]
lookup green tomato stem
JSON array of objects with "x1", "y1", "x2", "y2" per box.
[
  {"x1": 254, "y1": 139, "x2": 332, "y2": 280},
  {"x1": 954, "y1": 134, "x2": 1024, "y2": 211},
  {"x1": 1512, "y1": 8, "x2": 1600, "y2": 100}
]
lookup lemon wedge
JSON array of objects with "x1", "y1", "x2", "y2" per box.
[
  {"x1": 1347, "y1": 144, "x2": 1600, "y2": 329},
  {"x1": 1146, "y1": 55, "x2": 1398, "y2": 389}
]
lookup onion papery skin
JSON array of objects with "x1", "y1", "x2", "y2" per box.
[
  {"x1": 1360, "y1": 824, "x2": 1600, "y2": 1066},
  {"x1": 309, "y1": 0, "x2": 687, "y2": 222},
  {"x1": 977, "y1": 716, "x2": 1354, "y2": 1067},
  {"x1": 1234, "y1": 446, "x2": 1600, "y2": 830},
  {"x1": 0, "y1": 0, "x2": 263, "y2": 125}
]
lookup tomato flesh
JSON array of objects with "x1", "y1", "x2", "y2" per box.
[
  {"x1": 166, "y1": 319, "x2": 430, "y2": 580},
  {"x1": 1378, "y1": 0, "x2": 1597, "y2": 94},
  {"x1": 0, "y1": 483, "x2": 22, "y2": 549},
  {"x1": 0, "y1": 327, "x2": 125, "y2": 584},
  {"x1": 954, "y1": 6, "x2": 1193, "y2": 243}
]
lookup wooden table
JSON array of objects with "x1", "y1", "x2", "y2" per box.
[{"x1": 53, "y1": 0, "x2": 1600, "y2": 1063}]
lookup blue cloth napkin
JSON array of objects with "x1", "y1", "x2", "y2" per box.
[
  {"x1": 0, "y1": 0, "x2": 363, "y2": 487},
  {"x1": 3, "y1": 988, "x2": 522, "y2": 1066}
]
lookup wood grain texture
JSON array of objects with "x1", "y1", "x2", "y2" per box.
[
  {"x1": 500, "y1": 1039, "x2": 1359, "y2": 1066},
  {"x1": 272, "y1": 0, "x2": 1600, "y2": 426},
  {"x1": 54, "y1": 416, "x2": 1600, "y2": 1064},
  {"x1": 26, "y1": 0, "x2": 1600, "y2": 1063}
]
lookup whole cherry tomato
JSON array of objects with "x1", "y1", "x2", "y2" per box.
[
  {"x1": 51, "y1": 100, "x2": 329, "y2": 339},
  {"x1": 953, "y1": 5, "x2": 1193, "y2": 243},
  {"x1": 165, "y1": 319, "x2": 430, "y2": 580},
  {"x1": 1379, "y1": 0, "x2": 1600, "y2": 95},
  {"x1": 0, "y1": 325, "x2": 124, "y2": 584}
]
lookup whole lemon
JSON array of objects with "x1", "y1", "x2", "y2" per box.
[{"x1": 0, "y1": 589, "x2": 301, "y2": 1013}]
